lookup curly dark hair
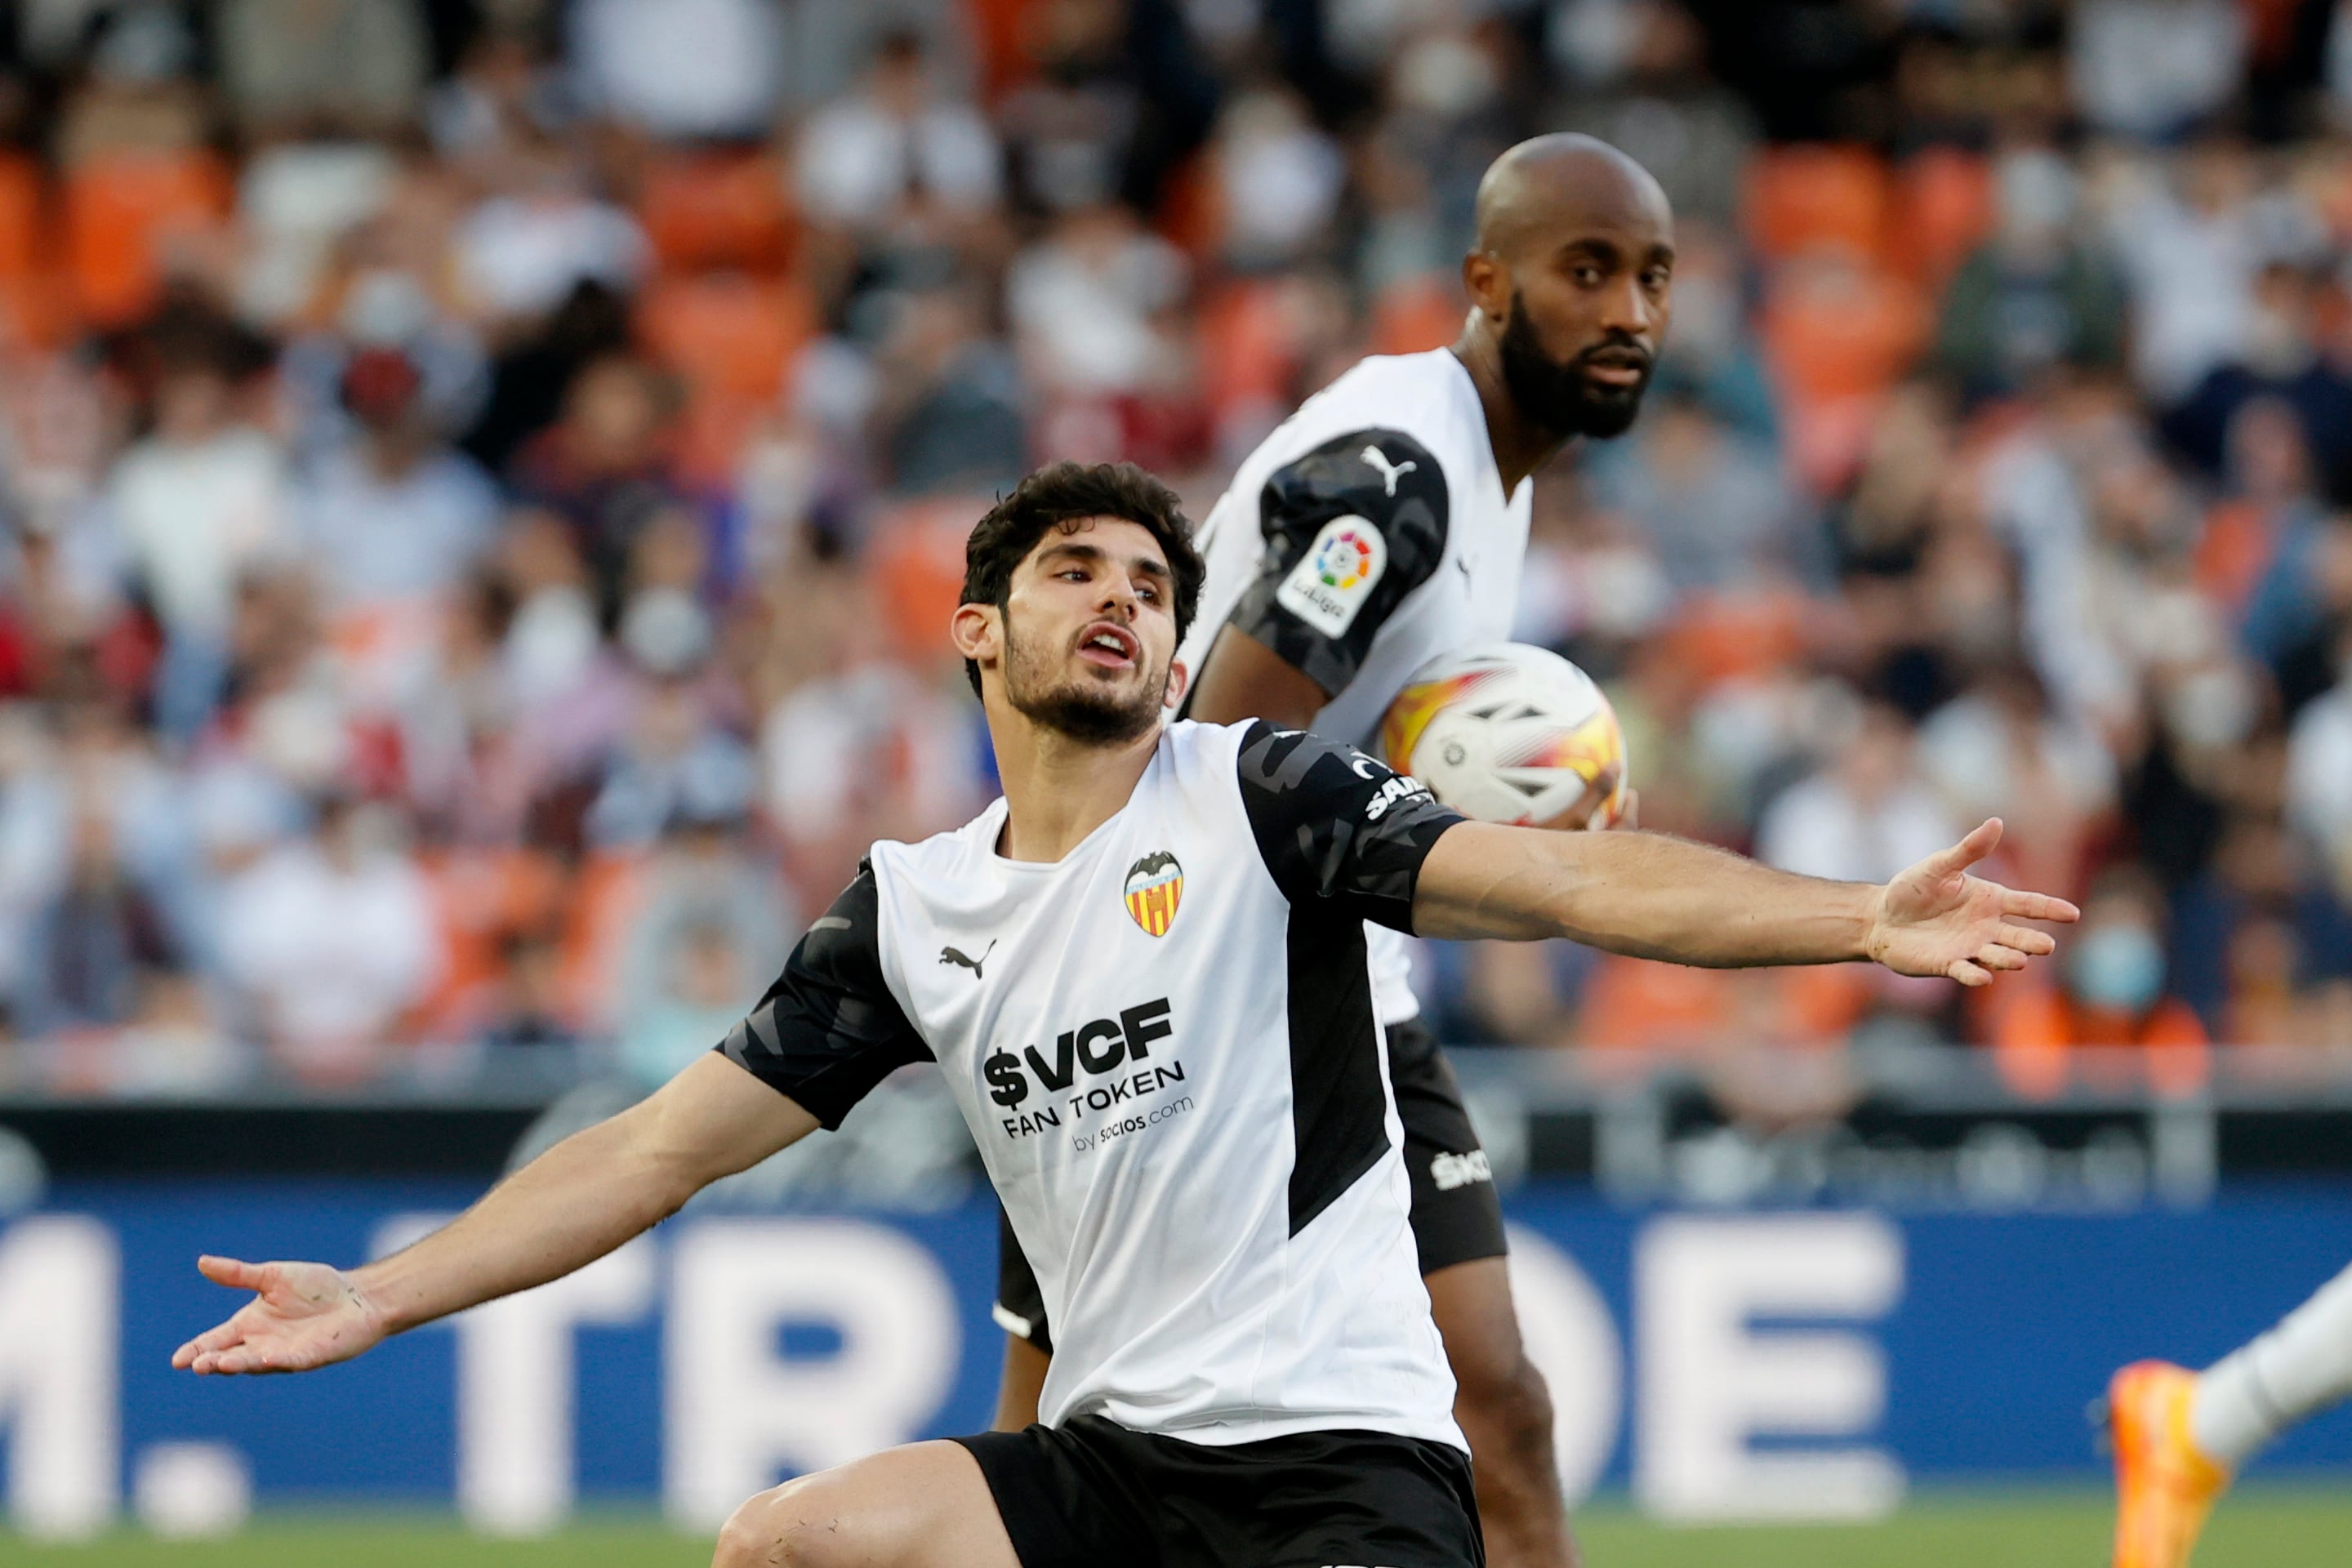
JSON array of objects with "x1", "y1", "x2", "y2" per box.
[{"x1": 959, "y1": 461, "x2": 1206, "y2": 697}]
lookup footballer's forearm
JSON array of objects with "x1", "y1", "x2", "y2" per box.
[
  {"x1": 1413, "y1": 821, "x2": 1878, "y2": 968},
  {"x1": 1183, "y1": 625, "x2": 1330, "y2": 728},
  {"x1": 354, "y1": 1055, "x2": 818, "y2": 1333}
]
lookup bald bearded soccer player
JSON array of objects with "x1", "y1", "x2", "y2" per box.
[{"x1": 988, "y1": 135, "x2": 1679, "y2": 1568}]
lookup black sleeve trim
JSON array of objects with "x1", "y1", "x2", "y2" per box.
[
  {"x1": 1225, "y1": 427, "x2": 1450, "y2": 697},
  {"x1": 1236, "y1": 720, "x2": 1464, "y2": 933},
  {"x1": 716, "y1": 862, "x2": 932, "y2": 1129}
]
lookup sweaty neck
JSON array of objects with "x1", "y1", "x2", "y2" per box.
[
  {"x1": 984, "y1": 694, "x2": 1162, "y2": 863},
  {"x1": 1450, "y1": 332, "x2": 1570, "y2": 494}
]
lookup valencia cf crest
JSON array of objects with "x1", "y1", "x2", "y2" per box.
[{"x1": 1123, "y1": 851, "x2": 1183, "y2": 938}]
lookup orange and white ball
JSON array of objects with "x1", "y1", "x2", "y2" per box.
[{"x1": 1380, "y1": 644, "x2": 1629, "y2": 831}]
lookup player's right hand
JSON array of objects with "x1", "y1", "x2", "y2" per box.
[{"x1": 172, "y1": 1254, "x2": 389, "y2": 1375}]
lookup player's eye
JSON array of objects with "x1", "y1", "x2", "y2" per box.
[
  {"x1": 1572, "y1": 265, "x2": 1605, "y2": 287},
  {"x1": 1643, "y1": 267, "x2": 1671, "y2": 292}
]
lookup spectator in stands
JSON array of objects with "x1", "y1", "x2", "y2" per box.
[
  {"x1": 16, "y1": 803, "x2": 179, "y2": 1036},
  {"x1": 616, "y1": 915, "x2": 760, "y2": 1089},
  {"x1": 453, "y1": 141, "x2": 649, "y2": 328},
  {"x1": 568, "y1": 0, "x2": 785, "y2": 140},
  {"x1": 2069, "y1": 0, "x2": 2247, "y2": 143},
  {"x1": 1758, "y1": 699, "x2": 1962, "y2": 885},
  {"x1": 480, "y1": 929, "x2": 577, "y2": 1058},
  {"x1": 612, "y1": 804, "x2": 794, "y2": 1086},
  {"x1": 1547, "y1": 0, "x2": 1757, "y2": 230},
  {"x1": 215, "y1": 0, "x2": 430, "y2": 139},
  {"x1": 217, "y1": 792, "x2": 441, "y2": 1084},
  {"x1": 2102, "y1": 137, "x2": 2286, "y2": 407},
  {"x1": 2163, "y1": 261, "x2": 2352, "y2": 499},
  {"x1": 105, "y1": 310, "x2": 292, "y2": 745},
  {"x1": 794, "y1": 28, "x2": 1002, "y2": 234},
  {"x1": 296, "y1": 338, "x2": 498, "y2": 616},
  {"x1": 1208, "y1": 84, "x2": 1343, "y2": 271},
  {"x1": 1935, "y1": 143, "x2": 2128, "y2": 402},
  {"x1": 869, "y1": 282, "x2": 1029, "y2": 496},
  {"x1": 508, "y1": 354, "x2": 693, "y2": 622},
  {"x1": 1918, "y1": 660, "x2": 2117, "y2": 901},
  {"x1": 1006, "y1": 202, "x2": 1189, "y2": 399},
  {"x1": 1990, "y1": 865, "x2": 2210, "y2": 1098},
  {"x1": 1584, "y1": 390, "x2": 1811, "y2": 594}
]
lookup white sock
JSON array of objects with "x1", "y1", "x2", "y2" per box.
[{"x1": 2191, "y1": 1258, "x2": 2352, "y2": 1470}]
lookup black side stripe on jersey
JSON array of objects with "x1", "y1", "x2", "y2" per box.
[
  {"x1": 1227, "y1": 426, "x2": 1450, "y2": 698},
  {"x1": 1281, "y1": 902, "x2": 1392, "y2": 1237},
  {"x1": 718, "y1": 862, "x2": 933, "y2": 1129},
  {"x1": 1232, "y1": 722, "x2": 1468, "y2": 1235}
]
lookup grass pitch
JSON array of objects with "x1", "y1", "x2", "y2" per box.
[{"x1": 8, "y1": 1491, "x2": 2350, "y2": 1566}]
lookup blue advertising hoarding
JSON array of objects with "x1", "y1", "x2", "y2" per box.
[{"x1": 2, "y1": 1179, "x2": 2349, "y2": 1537}]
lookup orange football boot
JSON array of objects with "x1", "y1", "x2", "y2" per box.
[{"x1": 2109, "y1": 1360, "x2": 2232, "y2": 1568}]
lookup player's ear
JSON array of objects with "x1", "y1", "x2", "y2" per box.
[
  {"x1": 951, "y1": 600, "x2": 1000, "y2": 672},
  {"x1": 1462, "y1": 247, "x2": 1509, "y2": 326},
  {"x1": 1164, "y1": 657, "x2": 1190, "y2": 710}
]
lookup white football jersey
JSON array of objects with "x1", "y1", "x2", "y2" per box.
[
  {"x1": 1177, "y1": 348, "x2": 1532, "y2": 1022},
  {"x1": 721, "y1": 719, "x2": 1468, "y2": 1450}
]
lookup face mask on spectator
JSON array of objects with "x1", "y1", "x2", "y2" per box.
[{"x1": 2069, "y1": 925, "x2": 2166, "y2": 1014}]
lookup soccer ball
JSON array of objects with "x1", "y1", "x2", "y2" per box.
[{"x1": 1380, "y1": 644, "x2": 1630, "y2": 830}]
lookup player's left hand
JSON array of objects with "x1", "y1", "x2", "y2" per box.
[
  {"x1": 1864, "y1": 818, "x2": 2080, "y2": 987},
  {"x1": 172, "y1": 1255, "x2": 388, "y2": 1375}
]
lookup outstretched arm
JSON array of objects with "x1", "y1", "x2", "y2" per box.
[
  {"x1": 1413, "y1": 817, "x2": 2078, "y2": 986},
  {"x1": 173, "y1": 1055, "x2": 816, "y2": 1374}
]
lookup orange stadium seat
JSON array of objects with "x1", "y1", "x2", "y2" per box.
[
  {"x1": 637, "y1": 151, "x2": 795, "y2": 274},
  {"x1": 0, "y1": 155, "x2": 41, "y2": 286},
  {"x1": 636, "y1": 272, "x2": 816, "y2": 404},
  {"x1": 870, "y1": 497, "x2": 988, "y2": 657},
  {"x1": 64, "y1": 150, "x2": 232, "y2": 327},
  {"x1": 1197, "y1": 278, "x2": 1297, "y2": 419},
  {"x1": 419, "y1": 848, "x2": 569, "y2": 1038},
  {"x1": 1369, "y1": 274, "x2": 1462, "y2": 358},
  {"x1": 1742, "y1": 144, "x2": 1892, "y2": 265},
  {"x1": 1759, "y1": 252, "x2": 1930, "y2": 489},
  {"x1": 0, "y1": 155, "x2": 63, "y2": 350},
  {"x1": 1892, "y1": 147, "x2": 1995, "y2": 288},
  {"x1": 1153, "y1": 152, "x2": 1223, "y2": 261}
]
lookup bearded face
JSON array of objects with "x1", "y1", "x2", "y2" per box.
[
  {"x1": 998, "y1": 599, "x2": 1169, "y2": 745},
  {"x1": 1499, "y1": 288, "x2": 1655, "y2": 439}
]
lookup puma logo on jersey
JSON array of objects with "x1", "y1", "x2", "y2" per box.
[
  {"x1": 940, "y1": 940, "x2": 996, "y2": 978},
  {"x1": 1359, "y1": 444, "x2": 1417, "y2": 496}
]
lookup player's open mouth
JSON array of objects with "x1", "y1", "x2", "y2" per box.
[
  {"x1": 1579, "y1": 354, "x2": 1649, "y2": 390},
  {"x1": 1077, "y1": 623, "x2": 1139, "y2": 670}
]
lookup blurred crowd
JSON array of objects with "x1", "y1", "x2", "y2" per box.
[{"x1": 0, "y1": 0, "x2": 2348, "y2": 1103}]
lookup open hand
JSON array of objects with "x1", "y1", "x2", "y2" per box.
[
  {"x1": 172, "y1": 1255, "x2": 387, "y2": 1375},
  {"x1": 1865, "y1": 819, "x2": 2080, "y2": 986}
]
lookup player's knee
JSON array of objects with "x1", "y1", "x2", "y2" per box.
[
  {"x1": 713, "y1": 1477, "x2": 845, "y2": 1568},
  {"x1": 1456, "y1": 1348, "x2": 1557, "y2": 1466}
]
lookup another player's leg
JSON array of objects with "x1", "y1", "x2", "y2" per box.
[
  {"x1": 1390, "y1": 1020, "x2": 1579, "y2": 1568},
  {"x1": 1428, "y1": 1256, "x2": 1578, "y2": 1568},
  {"x1": 2110, "y1": 1258, "x2": 2352, "y2": 1568},
  {"x1": 714, "y1": 1440, "x2": 1021, "y2": 1568}
]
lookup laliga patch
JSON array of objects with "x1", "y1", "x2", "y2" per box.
[{"x1": 1276, "y1": 516, "x2": 1386, "y2": 637}]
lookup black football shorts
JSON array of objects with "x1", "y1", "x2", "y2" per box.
[{"x1": 956, "y1": 1414, "x2": 1484, "y2": 1568}]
